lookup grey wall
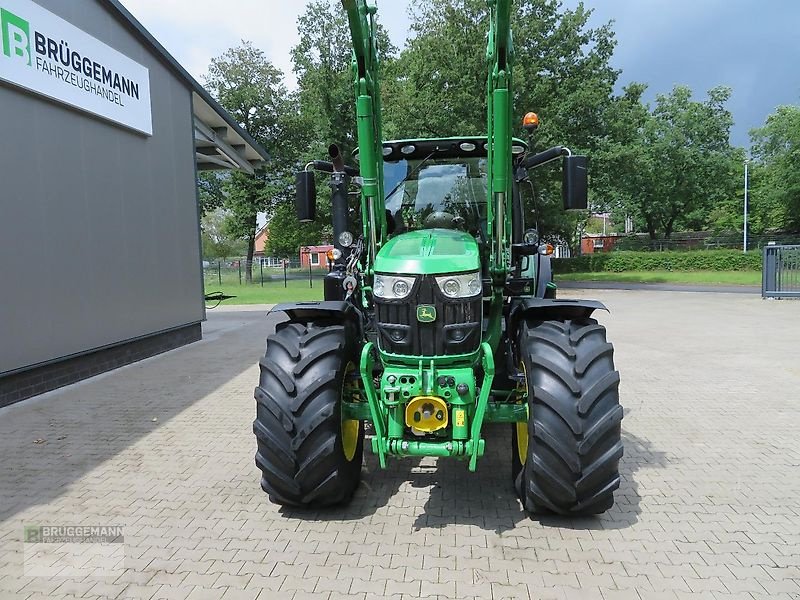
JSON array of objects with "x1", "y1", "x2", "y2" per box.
[{"x1": 0, "y1": 0, "x2": 204, "y2": 375}]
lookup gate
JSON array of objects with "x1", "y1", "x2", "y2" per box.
[{"x1": 762, "y1": 245, "x2": 800, "y2": 298}]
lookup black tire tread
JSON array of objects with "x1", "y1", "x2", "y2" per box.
[
  {"x1": 253, "y1": 320, "x2": 362, "y2": 508},
  {"x1": 515, "y1": 317, "x2": 623, "y2": 516}
]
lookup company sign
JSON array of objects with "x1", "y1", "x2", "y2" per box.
[{"x1": 0, "y1": 0, "x2": 152, "y2": 134}]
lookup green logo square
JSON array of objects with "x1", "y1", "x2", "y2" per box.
[
  {"x1": 24, "y1": 526, "x2": 40, "y2": 543},
  {"x1": 416, "y1": 305, "x2": 436, "y2": 323}
]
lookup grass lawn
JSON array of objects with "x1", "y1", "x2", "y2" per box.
[
  {"x1": 204, "y1": 278, "x2": 323, "y2": 306},
  {"x1": 556, "y1": 270, "x2": 761, "y2": 286},
  {"x1": 205, "y1": 269, "x2": 761, "y2": 306}
]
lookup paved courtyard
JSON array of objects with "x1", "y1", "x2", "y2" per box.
[{"x1": 1, "y1": 289, "x2": 799, "y2": 600}]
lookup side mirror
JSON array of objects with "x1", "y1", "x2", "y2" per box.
[
  {"x1": 295, "y1": 171, "x2": 316, "y2": 222},
  {"x1": 562, "y1": 155, "x2": 588, "y2": 210}
]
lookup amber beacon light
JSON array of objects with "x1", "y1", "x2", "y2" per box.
[{"x1": 522, "y1": 111, "x2": 540, "y2": 131}]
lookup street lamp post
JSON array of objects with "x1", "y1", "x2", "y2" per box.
[{"x1": 743, "y1": 159, "x2": 749, "y2": 253}]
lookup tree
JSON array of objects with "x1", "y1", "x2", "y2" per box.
[
  {"x1": 383, "y1": 0, "x2": 617, "y2": 142},
  {"x1": 292, "y1": 0, "x2": 395, "y2": 156},
  {"x1": 266, "y1": 199, "x2": 331, "y2": 258},
  {"x1": 382, "y1": 0, "x2": 619, "y2": 250},
  {"x1": 599, "y1": 85, "x2": 737, "y2": 239},
  {"x1": 204, "y1": 42, "x2": 288, "y2": 282},
  {"x1": 750, "y1": 105, "x2": 800, "y2": 232},
  {"x1": 200, "y1": 209, "x2": 246, "y2": 260},
  {"x1": 197, "y1": 171, "x2": 226, "y2": 216},
  {"x1": 253, "y1": 1, "x2": 396, "y2": 261}
]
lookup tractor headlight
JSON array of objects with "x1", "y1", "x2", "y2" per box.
[
  {"x1": 392, "y1": 279, "x2": 410, "y2": 297},
  {"x1": 523, "y1": 228, "x2": 539, "y2": 245},
  {"x1": 338, "y1": 231, "x2": 354, "y2": 248},
  {"x1": 435, "y1": 271, "x2": 482, "y2": 298},
  {"x1": 373, "y1": 274, "x2": 415, "y2": 299}
]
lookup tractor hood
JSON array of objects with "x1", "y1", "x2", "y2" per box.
[{"x1": 374, "y1": 229, "x2": 480, "y2": 275}]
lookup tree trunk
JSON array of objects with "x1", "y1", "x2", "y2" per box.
[
  {"x1": 645, "y1": 216, "x2": 657, "y2": 239},
  {"x1": 245, "y1": 211, "x2": 257, "y2": 283},
  {"x1": 664, "y1": 216, "x2": 676, "y2": 239},
  {"x1": 246, "y1": 234, "x2": 255, "y2": 283}
]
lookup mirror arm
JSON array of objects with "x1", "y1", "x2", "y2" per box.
[{"x1": 521, "y1": 145, "x2": 571, "y2": 170}]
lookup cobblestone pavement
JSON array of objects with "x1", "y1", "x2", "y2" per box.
[{"x1": 1, "y1": 290, "x2": 799, "y2": 600}]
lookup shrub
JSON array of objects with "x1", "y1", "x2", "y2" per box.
[{"x1": 552, "y1": 250, "x2": 762, "y2": 273}]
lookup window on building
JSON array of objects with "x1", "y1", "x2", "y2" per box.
[{"x1": 310, "y1": 253, "x2": 320, "y2": 266}]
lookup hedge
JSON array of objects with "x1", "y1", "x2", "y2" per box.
[{"x1": 552, "y1": 250, "x2": 763, "y2": 273}]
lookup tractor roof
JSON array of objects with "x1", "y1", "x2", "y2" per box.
[{"x1": 354, "y1": 136, "x2": 528, "y2": 162}]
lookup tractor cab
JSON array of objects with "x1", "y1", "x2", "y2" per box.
[{"x1": 367, "y1": 136, "x2": 527, "y2": 238}]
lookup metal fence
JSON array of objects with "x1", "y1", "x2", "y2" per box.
[
  {"x1": 613, "y1": 232, "x2": 800, "y2": 252},
  {"x1": 203, "y1": 258, "x2": 329, "y2": 288},
  {"x1": 762, "y1": 245, "x2": 800, "y2": 298}
]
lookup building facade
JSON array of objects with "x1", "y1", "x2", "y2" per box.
[{"x1": 0, "y1": 0, "x2": 267, "y2": 406}]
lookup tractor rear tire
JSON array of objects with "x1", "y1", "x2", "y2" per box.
[
  {"x1": 514, "y1": 318, "x2": 623, "y2": 516},
  {"x1": 253, "y1": 319, "x2": 363, "y2": 508}
]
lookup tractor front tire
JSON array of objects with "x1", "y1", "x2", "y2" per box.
[
  {"x1": 253, "y1": 320, "x2": 363, "y2": 508},
  {"x1": 514, "y1": 318, "x2": 623, "y2": 516}
]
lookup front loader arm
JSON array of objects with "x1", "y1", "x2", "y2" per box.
[
  {"x1": 483, "y1": 0, "x2": 514, "y2": 352},
  {"x1": 486, "y1": 0, "x2": 514, "y2": 275},
  {"x1": 342, "y1": 0, "x2": 386, "y2": 272}
]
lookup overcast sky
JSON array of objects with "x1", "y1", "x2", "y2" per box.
[{"x1": 122, "y1": 0, "x2": 799, "y2": 149}]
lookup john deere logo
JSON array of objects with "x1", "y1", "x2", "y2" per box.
[
  {"x1": 1, "y1": 8, "x2": 31, "y2": 65},
  {"x1": 416, "y1": 305, "x2": 436, "y2": 323}
]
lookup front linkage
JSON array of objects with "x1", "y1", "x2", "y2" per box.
[{"x1": 357, "y1": 341, "x2": 498, "y2": 471}]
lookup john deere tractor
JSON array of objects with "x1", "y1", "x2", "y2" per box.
[{"x1": 253, "y1": 0, "x2": 623, "y2": 516}]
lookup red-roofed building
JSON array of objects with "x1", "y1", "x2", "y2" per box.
[{"x1": 300, "y1": 245, "x2": 334, "y2": 267}]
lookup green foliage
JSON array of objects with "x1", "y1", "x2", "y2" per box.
[
  {"x1": 200, "y1": 209, "x2": 247, "y2": 259},
  {"x1": 553, "y1": 250, "x2": 762, "y2": 273},
  {"x1": 197, "y1": 171, "x2": 226, "y2": 216},
  {"x1": 597, "y1": 85, "x2": 739, "y2": 239},
  {"x1": 382, "y1": 0, "x2": 618, "y2": 250},
  {"x1": 200, "y1": 2, "x2": 798, "y2": 272},
  {"x1": 749, "y1": 105, "x2": 800, "y2": 232},
  {"x1": 266, "y1": 197, "x2": 331, "y2": 259},
  {"x1": 293, "y1": 0, "x2": 395, "y2": 157},
  {"x1": 556, "y1": 270, "x2": 761, "y2": 286},
  {"x1": 203, "y1": 42, "x2": 295, "y2": 281},
  {"x1": 205, "y1": 42, "x2": 286, "y2": 145}
]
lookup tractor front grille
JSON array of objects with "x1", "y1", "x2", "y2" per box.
[{"x1": 375, "y1": 275, "x2": 481, "y2": 356}]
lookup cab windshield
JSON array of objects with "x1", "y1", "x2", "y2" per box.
[{"x1": 383, "y1": 157, "x2": 488, "y2": 235}]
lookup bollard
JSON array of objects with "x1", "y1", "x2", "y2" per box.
[
  {"x1": 309, "y1": 260, "x2": 313, "y2": 288},
  {"x1": 284, "y1": 261, "x2": 288, "y2": 288},
  {"x1": 260, "y1": 260, "x2": 263, "y2": 287}
]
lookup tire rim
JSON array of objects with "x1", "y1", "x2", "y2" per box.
[
  {"x1": 341, "y1": 362, "x2": 360, "y2": 462},
  {"x1": 516, "y1": 361, "x2": 529, "y2": 465}
]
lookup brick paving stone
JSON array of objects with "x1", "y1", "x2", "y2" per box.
[{"x1": 0, "y1": 293, "x2": 799, "y2": 599}]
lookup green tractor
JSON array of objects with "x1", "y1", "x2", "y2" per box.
[{"x1": 253, "y1": 0, "x2": 622, "y2": 516}]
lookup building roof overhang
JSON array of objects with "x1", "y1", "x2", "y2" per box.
[{"x1": 103, "y1": 0, "x2": 269, "y2": 174}]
